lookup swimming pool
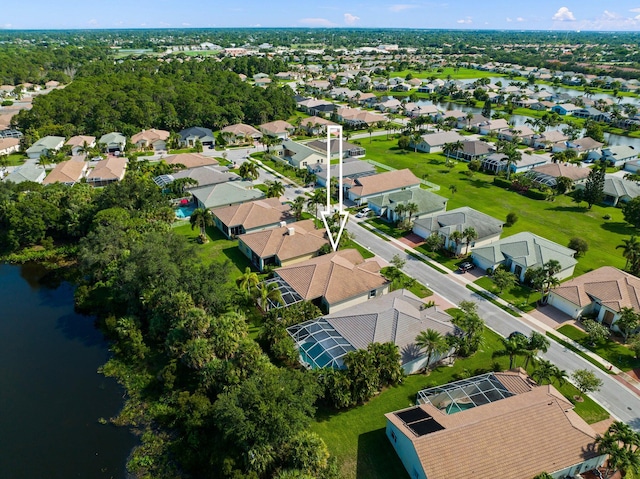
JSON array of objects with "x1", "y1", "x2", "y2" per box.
[
  {"x1": 445, "y1": 401, "x2": 475, "y2": 415},
  {"x1": 175, "y1": 205, "x2": 195, "y2": 219}
]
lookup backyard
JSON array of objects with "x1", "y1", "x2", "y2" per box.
[
  {"x1": 360, "y1": 136, "x2": 632, "y2": 277},
  {"x1": 312, "y1": 325, "x2": 609, "y2": 479}
]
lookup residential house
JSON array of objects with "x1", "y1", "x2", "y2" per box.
[
  {"x1": 406, "y1": 104, "x2": 440, "y2": 119},
  {"x1": 588, "y1": 145, "x2": 638, "y2": 168},
  {"x1": 65, "y1": 135, "x2": 96, "y2": 156},
  {"x1": 25, "y1": 136, "x2": 65, "y2": 159},
  {"x1": 377, "y1": 98, "x2": 402, "y2": 113},
  {"x1": 599, "y1": 175, "x2": 640, "y2": 207},
  {"x1": 86, "y1": 156, "x2": 128, "y2": 187},
  {"x1": 179, "y1": 126, "x2": 215, "y2": 149},
  {"x1": 456, "y1": 113, "x2": 489, "y2": 130},
  {"x1": 238, "y1": 219, "x2": 329, "y2": 271},
  {"x1": 211, "y1": 197, "x2": 293, "y2": 239},
  {"x1": 190, "y1": 181, "x2": 264, "y2": 211},
  {"x1": 272, "y1": 249, "x2": 389, "y2": 314},
  {"x1": 551, "y1": 137, "x2": 604, "y2": 155},
  {"x1": 530, "y1": 100, "x2": 556, "y2": 111},
  {"x1": 130, "y1": 129, "x2": 170, "y2": 151},
  {"x1": 163, "y1": 152, "x2": 219, "y2": 170},
  {"x1": 157, "y1": 166, "x2": 239, "y2": 189},
  {"x1": 548, "y1": 266, "x2": 640, "y2": 329},
  {"x1": 299, "y1": 116, "x2": 339, "y2": 136},
  {"x1": 43, "y1": 158, "x2": 88, "y2": 186},
  {"x1": 98, "y1": 132, "x2": 126, "y2": 154},
  {"x1": 471, "y1": 231, "x2": 577, "y2": 281},
  {"x1": 220, "y1": 123, "x2": 263, "y2": 145},
  {"x1": 386, "y1": 370, "x2": 606, "y2": 479},
  {"x1": 4, "y1": 163, "x2": 46, "y2": 184},
  {"x1": 413, "y1": 207, "x2": 503, "y2": 256},
  {"x1": 306, "y1": 138, "x2": 365, "y2": 160},
  {"x1": 0, "y1": 137, "x2": 20, "y2": 156},
  {"x1": 528, "y1": 163, "x2": 590, "y2": 188},
  {"x1": 531, "y1": 130, "x2": 568, "y2": 149},
  {"x1": 367, "y1": 189, "x2": 448, "y2": 223},
  {"x1": 443, "y1": 140, "x2": 491, "y2": 162},
  {"x1": 414, "y1": 131, "x2": 466, "y2": 154},
  {"x1": 573, "y1": 107, "x2": 610, "y2": 123},
  {"x1": 481, "y1": 152, "x2": 548, "y2": 175},
  {"x1": 279, "y1": 139, "x2": 326, "y2": 169},
  {"x1": 287, "y1": 289, "x2": 456, "y2": 372},
  {"x1": 346, "y1": 168, "x2": 421, "y2": 206},
  {"x1": 335, "y1": 107, "x2": 386, "y2": 128},
  {"x1": 297, "y1": 99, "x2": 336, "y2": 117},
  {"x1": 551, "y1": 103, "x2": 581, "y2": 115},
  {"x1": 259, "y1": 120, "x2": 295, "y2": 140},
  {"x1": 477, "y1": 118, "x2": 510, "y2": 136},
  {"x1": 310, "y1": 157, "x2": 376, "y2": 188},
  {"x1": 497, "y1": 125, "x2": 535, "y2": 143}
]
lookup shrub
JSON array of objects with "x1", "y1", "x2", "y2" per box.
[
  {"x1": 493, "y1": 177, "x2": 512, "y2": 189},
  {"x1": 505, "y1": 212, "x2": 518, "y2": 227},
  {"x1": 603, "y1": 214, "x2": 611, "y2": 220},
  {"x1": 525, "y1": 188, "x2": 548, "y2": 200}
]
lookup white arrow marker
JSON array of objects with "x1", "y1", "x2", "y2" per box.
[{"x1": 321, "y1": 125, "x2": 348, "y2": 252}]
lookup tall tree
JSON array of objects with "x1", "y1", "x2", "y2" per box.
[
  {"x1": 236, "y1": 266, "x2": 259, "y2": 295},
  {"x1": 492, "y1": 335, "x2": 528, "y2": 369},
  {"x1": 583, "y1": 161, "x2": 606, "y2": 209},
  {"x1": 189, "y1": 207, "x2": 213, "y2": 243},
  {"x1": 291, "y1": 195, "x2": 306, "y2": 221},
  {"x1": 462, "y1": 227, "x2": 478, "y2": 255},
  {"x1": 415, "y1": 329, "x2": 449, "y2": 372},
  {"x1": 617, "y1": 235, "x2": 640, "y2": 274},
  {"x1": 238, "y1": 161, "x2": 260, "y2": 181}
]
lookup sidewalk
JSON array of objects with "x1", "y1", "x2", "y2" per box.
[{"x1": 363, "y1": 220, "x2": 640, "y2": 394}]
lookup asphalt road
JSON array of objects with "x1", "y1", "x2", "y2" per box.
[{"x1": 345, "y1": 219, "x2": 640, "y2": 429}]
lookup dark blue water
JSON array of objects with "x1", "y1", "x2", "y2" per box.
[{"x1": 0, "y1": 263, "x2": 136, "y2": 479}]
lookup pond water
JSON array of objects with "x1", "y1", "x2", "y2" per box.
[{"x1": 0, "y1": 263, "x2": 136, "y2": 479}]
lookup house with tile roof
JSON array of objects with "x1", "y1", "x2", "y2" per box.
[
  {"x1": 278, "y1": 139, "x2": 326, "y2": 169},
  {"x1": 65, "y1": 135, "x2": 96, "y2": 156},
  {"x1": 4, "y1": 163, "x2": 46, "y2": 184},
  {"x1": 163, "y1": 153, "x2": 219, "y2": 170},
  {"x1": 527, "y1": 163, "x2": 591, "y2": 187},
  {"x1": 346, "y1": 168, "x2": 421, "y2": 206},
  {"x1": 131, "y1": 129, "x2": 170, "y2": 151},
  {"x1": 287, "y1": 289, "x2": 455, "y2": 372},
  {"x1": 481, "y1": 152, "x2": 548, "y2": 175},
  {"x1": 442, "y1": 140, "x2": 491, "y2": 162},
  {"x1": 178, "y1": 127, "x2": 215, "y2": 149},
  {"x1": 310, "y1": 157, "x2": 376, "y2": 188},
  {"x1": 98, "y1": 132, "x2": 127, "y2": 154},
  {"x1": 306, "y1": 138, "x2": 365, "y2": 160},
  {"x1": 86, "y1": 156, "x2": 128, "y2": 187},
  {"x1": 211, "y1": 197, "x2": 294, "y2": 239},
  {"x1": 414, "y1": 131, "x2": 465, "y2": 154},
  {"x1": 0, "y1": 137, "x2": 20, "y2": 156},
  {"x1": 588, "y1": 145, "x2": 638, "y2": 168},
  {"x1": 335, "y1": 107, "x2": 386, "y2": 128},
  {"x1": 548, "y1": 266, "x2": 640, "y2": 328},
  {"x1": 220, "y1": 123, "x2": 263, "y2": 145},
  {"x1": 386, "y1": 370, "x2": 606, "y2": 479},
  {"x1": 531, "y1": 130, "x2": 569, "y2": 149},
  {"x1": 413, "y1": 207, "x2": 504, "y2": 256},
  {"x1": 25, "y1": 136, "x2": 65, "y2": 159},
  {"x1": 238, "y1": 219, "x2": 329, "y2": 271},
  {"x1": 157, "y1": 165, "x2": 239, "y2": 189},
  {"x1": 471, "y1": 231, "x2": 577, "y2": 281},
  {"x1": 599, "y1": 175, "x2": 640, "y2": 206},
  {"x1": 299, "y1": 116, "x2": 339, "y2": 136},
  {"x1": 43, "y1": 158, "x2": 88, "y2": 185},
  {"x1": 191, "y1": 181, "x2": 264, "y2": 211},
  {"x1": 259, "y1": 120, "x2": 295, "y2": 140},
  {"x1": 273, "y1": 248, "x2": 389, "y2": 314},
  {"x1": 551, "y1": 137, "x2": 604, "y2": 155},
  {"x1": 367, "y1": 188, "x2": 448, "y2": 223}
]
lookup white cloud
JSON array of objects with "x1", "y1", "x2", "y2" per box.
[
  {"x1": 389, "y1": 4, "x2": 418, "y2": 12},
  {"x1": 506, "y1": 17, "x2": 512, "y2": 22},
  {"x1": 1, "y1": 24, "x2": 12, "y2": 29},
  {"x1": 572, "y1": 10, "x2": 640, "y2": 30},
  {"x1": 182, "y1": 22, "x2": 191, "y2": 26},
  {"x1": 630, "y1": 7, "x2": 640, "y2": 13},
  {"x1": 87, "y1": 19, "x2": 98, "y2": 26},
  {"x1": 456, "y1": 17, "x2": 472, "y2": 24},
  {"x1": 344, "y1": 13, "x2": 360, "y2": 25},
  {"x1": 552, "y1": 7, "x2": 576, "y2": 21},
  {"x1": 517, "y1": 17, "x2": 525, "y2": 22},
  {"x1": 299, "y1": 17, "x2": 337, "y2": 27}
]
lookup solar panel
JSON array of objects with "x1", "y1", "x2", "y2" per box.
[
  {"x1": 396, "y1": 407, "x2": 430, "y2": 424},
  {"x1": 395, "y1": 407, "x2": 445, "y2": 437}
]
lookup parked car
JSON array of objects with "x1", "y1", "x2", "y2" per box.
[
  {"x1": 458, "y1": 262, "x2": 475, "y2": 273},
  {"x1": 508, "y1": 331, "x2": 526, "y2": 341},
  {"x1": 355, "y1": 212, "x2": 366, "y2": 218}
]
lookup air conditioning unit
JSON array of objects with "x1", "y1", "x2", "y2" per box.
[
  {"x1": 288, "y1": 227, "x2": 295, "y2": 236},
  {"x1": 280, "y1": 221, "x2": 287, "y2": 227}
]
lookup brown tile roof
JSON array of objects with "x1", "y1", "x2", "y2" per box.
[
  {"x1": 350, "y1": 168, "x2": 420, "y2": 198},
  {"x1": 212, "y1": 197, "x2": 293, "y2": 230},
  {"x1": 238, "y1": 219, "x2": 329, "y2": 261},
  {"x1": 220, "y1": 123, "x2": 262, "y2": 137},
  {"x1": 532, "y1": 163, "x2": 591, "y2": 181},
  {"x1": 259, "y1": 120, "x2": 294, "y2": 135},
  {"x1": 0, "y1": 137, "x2": 19, "y2": 151},
  {"x1": 276, "y1": 249, "x2": 388, "y2": 305},
  {"x1": 164, "y1": 153, "x2": 219, "y2": 170},
  {"x1": 300, "y1": 116, "x2": 338, "y2": 127},
  {"x1": 130, "y1": 129, "x2": 169, "y2": 144},
  {"x1": 86, "y1": 156, "x2": 128, "y2": 182},
  {"x1": 386, "y1": 382, "x2": 600, "y2": 479},
  {"x1": 65, "y1": 135, "x2": 96, "y2": 147},
  {"x1": 552, "y1": 266, "x2": 640, "y2": 311},
  {"x1": 43, "y1": 158, "x2": 87, "y2": 184}
]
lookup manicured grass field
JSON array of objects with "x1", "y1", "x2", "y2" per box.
[
  {"x1": 361, "y1": 137, "x2": 631, "y2": 277},
  {"x1": 474, "y1": 276, "x2": 541, "y2": 312},
  {"x1": 311, "y1": 327, "x2": 609, "y2": 479},
  {"x1": 4, "y1": 153, "x2": 26, "y2": 166},
  {"x1": 394, "y1": 67, "x2": 502, "y2": 80},
  {"x1": 558, "y1": 324, "x2": 640, "y2": 372}
]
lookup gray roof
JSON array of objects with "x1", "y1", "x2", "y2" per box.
[
  {"x1": 603, "y1": 175, "x2": 640, "y2": 200},
  {"x1": 281, "y1": 139, "x2": 324, "y2": 167},
  {"x1": 472, "y1": 231, "x2": 577, "y2": 271},
  {"x1": 306, "y1": 138, "x2": 363, "y2": 155},
  {"x1": 420, "y1": 131, "x2": 465, "y2": 147},
  {"x1": 414, "y1": 207, "x2": 503, "y2": 242},
  {"x1": 602, "y1": 145, "x2": 638, "y2": 161},
  {"x1": 179, "y1": 126, "x2": 214, "y2": 142},
  {"x1": 171, "y1": 165, "x2": 240, "y2": 188},
  {"x1": 98, "y1": 132, "x2": 126, "y2": 145},
  {"x1": 190, "y1": 181, "x2": 264, "y2": 209},
  {"x1": 311, "y1": 157, "x2": 376, "y2": 181},
  {"x1": 25, "y1": 135, "x2": 65, "y2": 154},
  {"x1": 367, "y1": 188, "x2": 448, "y2": 215},
  {"x1": 4, "y1": 163, "x2": 46, "y2": 184}
]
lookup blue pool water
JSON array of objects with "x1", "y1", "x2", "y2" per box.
[
  {"x1": 175, "y1": 205, "x2": 195, "y2": 219},
  {"x1": 445, "y1": 401, "x2": 475, "y2": 415}
]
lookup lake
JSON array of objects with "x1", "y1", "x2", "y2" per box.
[{"x1": 0, "y1": 263, "x2": 136, "y2": 479}]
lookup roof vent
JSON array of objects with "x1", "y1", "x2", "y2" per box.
[
  {"x1": 280, "y1": 221, "x2": 287, "y2": 227},
  {"x1": 288, "y1": 227, "x2": 295, "y2": 236}
]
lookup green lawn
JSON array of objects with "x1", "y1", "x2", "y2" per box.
[
  {"x1": 4, "y1": 153, "x2": 26, "y2": 166},
  {"x1": 474, "y1": 276, "x2": 541, "y2": 312},
  {"x1": 365, "y1": 217, "x2": 408, "y2": 239},
  {"x1": 394, "y1": 67, "x2": 502, "y2": 80},
  {"x1": 312, "y1": 327, "x2": 608, "y2": 479},
  {"x1": 557, "y1": 324, "x2": 640, "y2": 372},
  {"x1": 173, "y1": 222, "x2": 252, "y2": 283},
  {"x1": 253, "y1": 154, "x2": 304, "y2": 185},
  {"x1": 361, "y1": 137, "x2": 631, "y2": 277}
]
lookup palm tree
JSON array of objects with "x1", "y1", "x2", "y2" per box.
[
  {"x1": 189, "y1": 207, "x2": 214, "y2": 243},
  {"x1": 531, "y1": 359, "x2": 556, "y2": 385},
  {"x1": 449, "y1": 230, "x2": 463, "y2": 256},
  {"x1": 367, "y1": 125, "x2": 374, "y2": 142},
  {"x1": 415, "y1": 329, "x2": 449, "y2": 372},
  {"x1": 462, "y1": 227, "x2": 478, "y2": 255},
  {"x1": 411, "y1": 132, "x2": 422, "y2": 153},
  {"x1": 394, "y1": 203, "x2": 407, "y2": 222},
  {"x1": 236, "y1": 267, "x2": 259, "y2": 294},
  {"x1": 257, "y1": 281, "x2": 283, "y2": 312},
  {"x1": 307, "y1": 188, "x2": 326, "y2": 223},
  {"x1": 449, "y1": 184, "x2": 457, "y2": 196},
  {"x1": 405, "y1": 202, "x2": 419, "y2": 222},
  {"x1": 266, "y1": 180, "x2": 285, "y2": 198},
  {"x1": 617, "y1": 236, "x2": 640, "y2": 272},
  {"x1": 238, "y1": 162, "x2": 259, "y2": 181},
  {"x1": 523, "y1": 331, "x2": 550, "y2": 369},
  {"x1": 291, "y1": 195, "x2": 305, "y2": 220},
  {"x1": 596, "y1": 421, "x2": 640, "y2": 479},
  {"x1": 492, "y1": 336, "x2": 528, "y2": 369}
]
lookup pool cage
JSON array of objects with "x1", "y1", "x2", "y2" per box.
[
  {"x1": 416, "y1": 372, "x2": 515, "y2": 415},
  {"x1": 262, "y1": 277, "x2": 303, "y2": 311},
  {"x1": 287, "y1": 318, "x2": 355, "y2": 369}
]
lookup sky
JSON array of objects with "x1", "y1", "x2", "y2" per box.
[{"x1": 3, "y1": 1, "x2": 640, "y2": 31}]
